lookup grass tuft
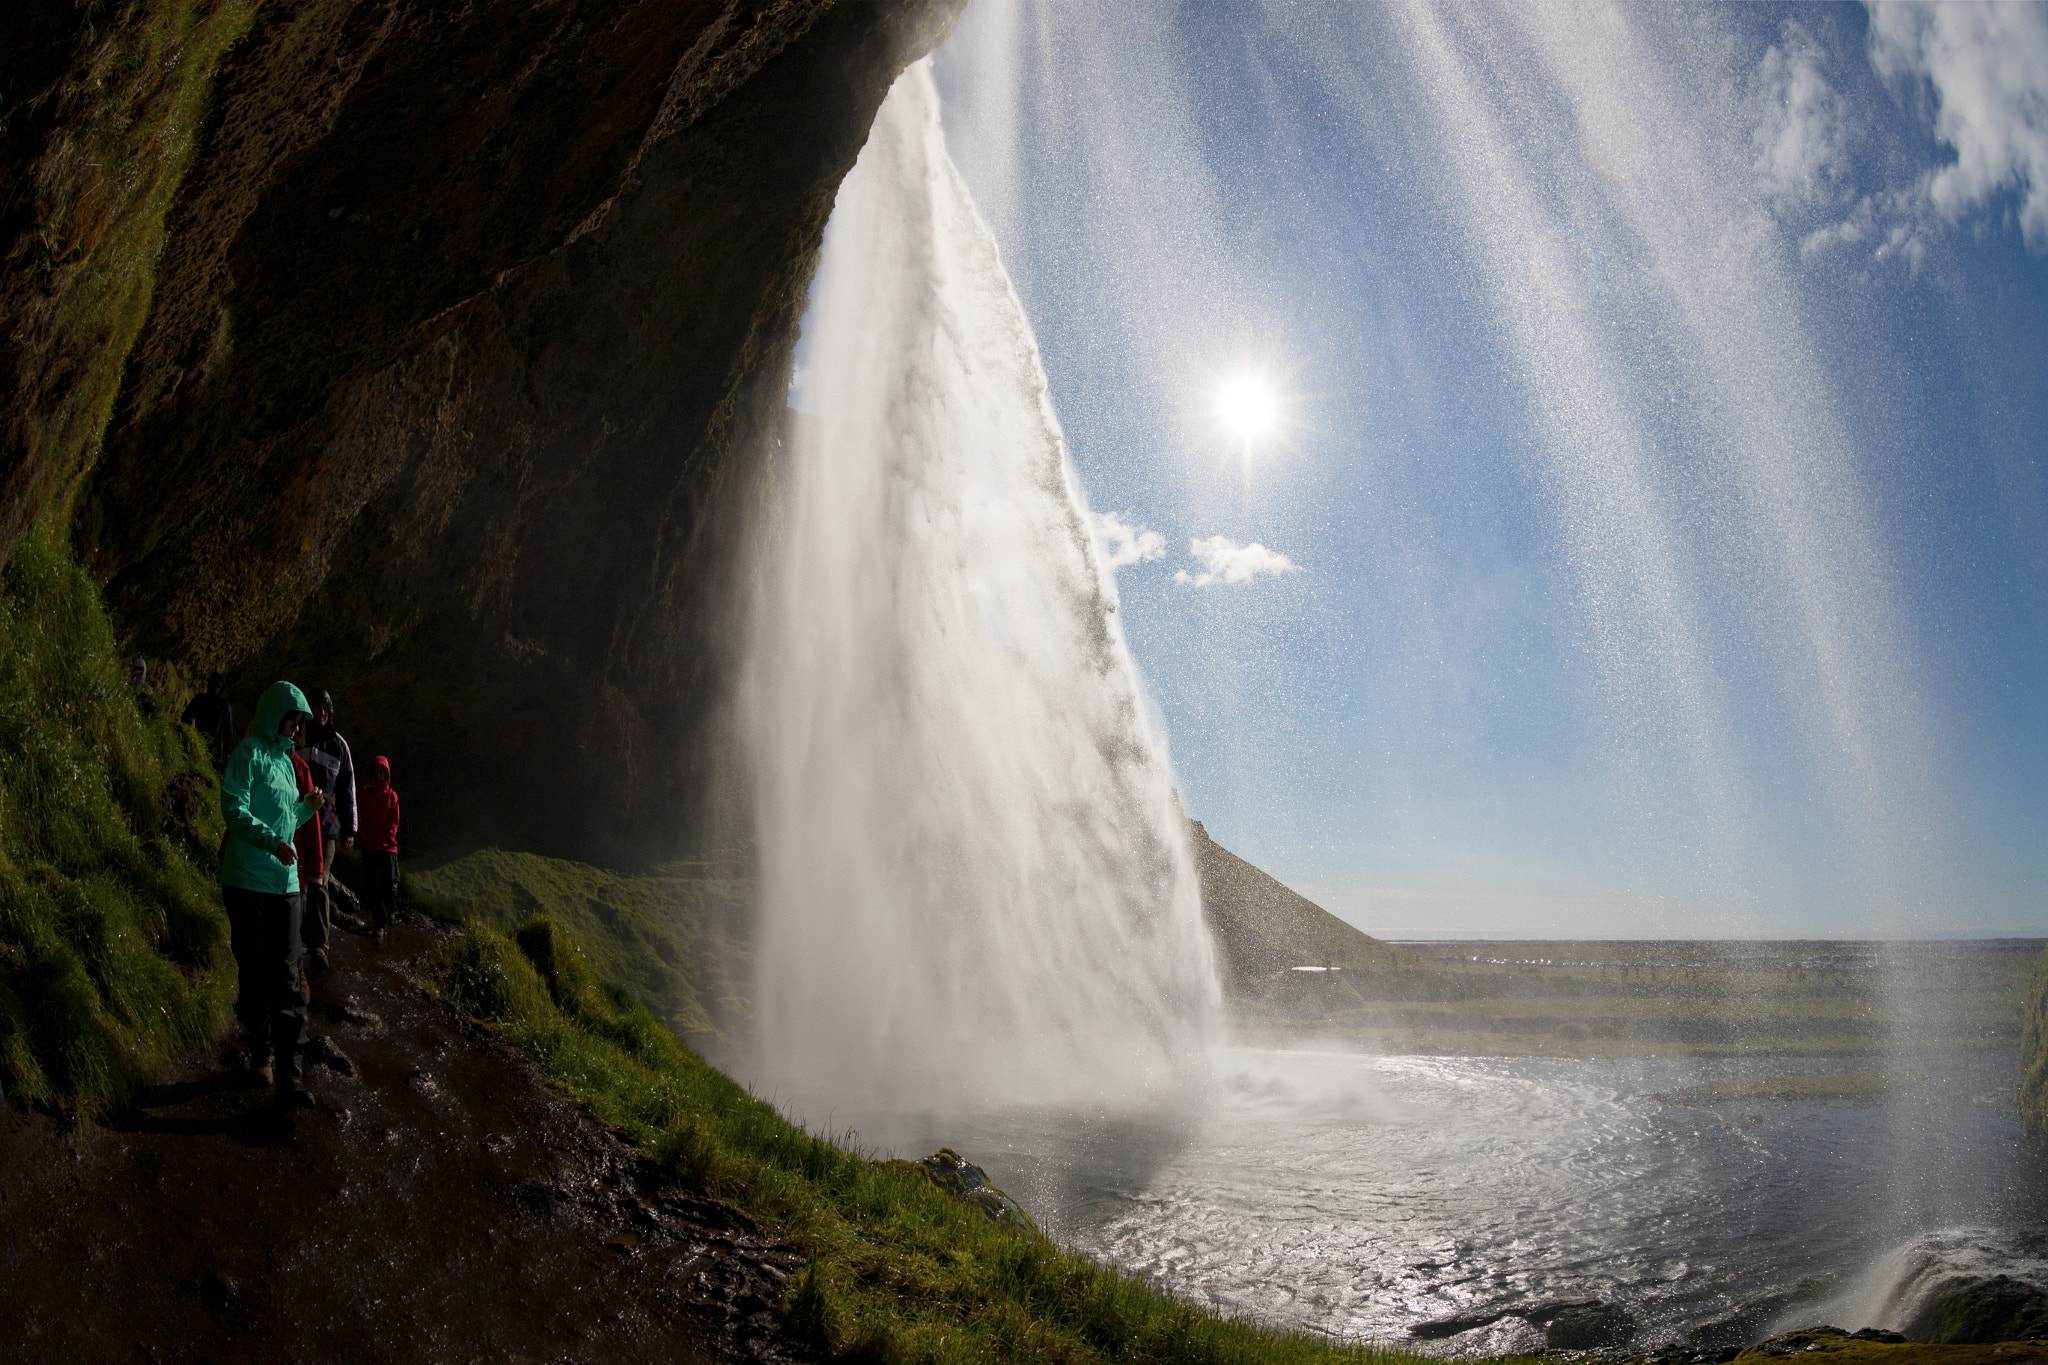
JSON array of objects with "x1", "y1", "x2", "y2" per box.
[{"x1": 0, "y1": 523, "x2": 233, "y2": 1118}]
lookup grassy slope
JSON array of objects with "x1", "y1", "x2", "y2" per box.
[
  {"x1": 421, "y1": 904, "x2": 1440, "y2": 1365},
  {"x1": 0, "y1": 0, "x2": 262, "y2": 1117},
  {"x1": 1191, "y1": 820, "x2": 1396, "y2": 986},
  {"x1": 403, "y1": 849, "x2": 750, "y2": 1049},
  {"x1": 0, "y1": 525, "x2": 231, "y2": 1117}
]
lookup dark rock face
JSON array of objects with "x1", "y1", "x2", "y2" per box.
[
  {"x1": 7, "y1": 0, "x2": 961, "y2": 863},
  {"x1": 1901, "y1": 1274, "x2": 2048, "y2": 1345}
]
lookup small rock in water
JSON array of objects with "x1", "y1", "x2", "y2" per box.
[
  {"x1": 336, "y1": 998, "x2": 382, "y2": 1030},
  {"x1": 1546, "y1": 1301, "x2": 1636, "y2": 1350}
]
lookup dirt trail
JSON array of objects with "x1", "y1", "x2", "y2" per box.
[{"x1": 0, "y1": 914, "x2": 816, "y2": 1364}]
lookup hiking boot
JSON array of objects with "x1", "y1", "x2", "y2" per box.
[
  {"x1": 248, "y1": 1058, "x2": 274, "y2": 1089},
  {"x1": 278, "y1": 1080, "x2": 315, "y2": 1109},
  {"x1": 308, "y1": 948, "x2": 330, "y2": 976}
]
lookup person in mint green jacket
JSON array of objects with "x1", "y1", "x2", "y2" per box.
[{"x1": 220, "y1": 680, "x2": 325, "y2": 1107}]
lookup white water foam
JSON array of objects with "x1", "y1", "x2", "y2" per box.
[{"x1": 739, "y1": 63, "x2": 1219, "y2": 1116}]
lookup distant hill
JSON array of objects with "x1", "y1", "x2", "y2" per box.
[{"x1": 1190, "y1": 821, "x2": 1397, "y2": 999}]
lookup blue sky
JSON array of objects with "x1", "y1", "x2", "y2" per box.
[{"x1": 923, "y1": 1, "x2": 2048, "y2": 939}]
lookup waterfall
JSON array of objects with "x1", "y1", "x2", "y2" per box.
[{"x1": 738, "y1": 63, "x2": 1220, "y2": 1113}]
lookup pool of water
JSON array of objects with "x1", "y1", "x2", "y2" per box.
[{"x1": 790, "y1": 1047, "x2": 2047, "y2": 1350}]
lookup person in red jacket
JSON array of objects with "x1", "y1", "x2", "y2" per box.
[
  {"x1": 288, "y1": 747, "x2": 325, "y2": 983},
  {"x1": 356, "y1": 756, "x2": 401, "y2": 941}
]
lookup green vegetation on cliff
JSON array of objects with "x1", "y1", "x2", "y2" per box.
[
  {"x1": 2019, "y1": 945, "x2": 2048, "y2": 1140},
  {"x1": 2, "y1": 0, "x2": 257, "y2": 559},
  {"x1": 0, "y1": 525, "x2": 230, "y2": 1117},
  {"x1": 403, "y1": 848, "x2": 750, "y2": 1049}
]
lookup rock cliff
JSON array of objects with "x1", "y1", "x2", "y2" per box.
[
  {"x1": 2021, "y1": 945, "x2": 2048, "y2": 1141},
  {"x1": 2, "y1": 0, "x2": 962, "y2": 862}
]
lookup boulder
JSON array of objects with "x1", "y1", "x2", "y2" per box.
[
  {"x1": 1547, "y1": 1301, "x2": 1637, "y2": 1349},
  {"x1": 878, "y1": 1148, "x2": 1041, "y2": 1237},
  {"x1": 1900, "y1": 1273, "x2": 2048, "y2": 1344}
]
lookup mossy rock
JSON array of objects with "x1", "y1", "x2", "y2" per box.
[
  {"x1": 1903, "y1": 1276, "x2": 2048, "y2": 1345},
  {"x1": 877, "y1": 1147, "x2": 1042, "y2": 1238},
  {"x1": 1734, "y1": 1326, "x2": 2048, "y2": 1365}
]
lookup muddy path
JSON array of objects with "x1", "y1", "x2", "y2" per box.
[{"x1": 0, "y1": 914, "x2": 817, "y2": 1364}]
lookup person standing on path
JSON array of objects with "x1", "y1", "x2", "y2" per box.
[
  {"x1": 220, "y1": 681, "x2": 323, "y2": 1107},
  {"x1": 180, "y1": 671, "x2": 234, "y2": 771},
  {"x1": 299, "y1": 688, "x2": 356, "y2": 973},
  {"x1": 355, "y1": 756, "x2": 401, "y2": 941}
]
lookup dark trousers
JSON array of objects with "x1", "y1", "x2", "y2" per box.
[
  {"x1": 223, "y1": 885, "x2": 308, "y2": 1082},
  {"x1": 362, "y1": 851, "x2": 399, "y2": 930},
  {"x1": 302, "y1": 876, "x2": 331, "y2": 957}
]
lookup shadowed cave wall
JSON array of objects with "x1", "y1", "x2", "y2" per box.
[{"x1": 2, "y1": 0, "x2": 963, "y2": 864}]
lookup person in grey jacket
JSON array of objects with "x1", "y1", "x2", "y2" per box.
[{"x1": 298, "y1": 688, "x2": 356, "y2": 972}]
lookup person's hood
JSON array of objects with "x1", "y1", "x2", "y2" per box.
[
  {"x1": 371, "y1": 755, "x2": 391, "y2": 786},
  {"x1": 253, "y1": 681, "x2": 311, "y2": 746}
]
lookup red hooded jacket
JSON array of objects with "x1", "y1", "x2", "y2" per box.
[
  {"x1": 357, "y1": 756, "x2": 400, "y2": 854},
  {"x1": 289, "y1": 751, "x2": 324, "y2": 878}
]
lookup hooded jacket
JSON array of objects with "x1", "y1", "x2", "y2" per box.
[
  {"x1": 301, "y1": 687, "x2": 356, "y2": 845},
  {"x1": 221, "y1": 682, "x2": 320, "y2": 895},
  {"x1": 356, "y1": 756, "x2": 401, "y2": 855}
]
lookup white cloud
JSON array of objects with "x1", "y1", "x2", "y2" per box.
[
  {"x1": 1088, "y1": 510, "x2": 1165, "y2": 569},
  {"x1": 1173, "y1": 534, "x2": 1300, "y2": 587},
  {"x1": 1867, "y1": 0, "x2": 2048, "y2": 250},
  {"x1": 1750, "y1": 20, "x2": 1856, "y2": 210}
]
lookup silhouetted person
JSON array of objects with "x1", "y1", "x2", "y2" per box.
[
  {"x1": 181, "y1": 671, "x2": 234, "y2": 771},
  {"x1": 356, "y1": 756, "x2": 401, "y2": 941},
  {"x1": 298, "y1": 688, "x2": 356, "y2": 973},
  {"x1": 220, "y1": 681, "x2": 323, "y2": 1108},
  {"x1": 130, "y1": 658, "x2": 157, "y2": 718}
]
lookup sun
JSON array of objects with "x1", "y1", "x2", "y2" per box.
[{"x1": 1215, "y1": 373, "x2": 1279, "y2": 442}]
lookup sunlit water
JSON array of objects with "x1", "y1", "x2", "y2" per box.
[{"x1": 786, "y1": 1048, "x2": 2045, "y2": 1350}]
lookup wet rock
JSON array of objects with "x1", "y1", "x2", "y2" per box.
[
  {"x1": 336, "y1": 998, "x2": 383, "y2": 1031},
  {"x1": 1687, "y1": 1276, "x2": 1839, "y2": 1351},
  {"x1": 1548, "y1": 1301, "x2": 1636, "y2": 1349},
  {"x1": 877, "y1": 1147, "x2": 1041, "y2": 1236},
  {"x1": 1748, "y1": 1326, "x2": 1853, "y2": 1356},
  {"x1": 306, "y1": 1036, "x2": 356, "y2": 1077},
  {"x1": 1411, "y1": 1299, "x2": 1602, "y2": 1341},
  {"x1": 1901, "y1": 1273, "x2": 2048, "y2": 1344}
]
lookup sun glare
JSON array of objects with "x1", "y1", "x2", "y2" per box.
[{"x1": 1216, "y1": 373, "x2": 1279, "y2": 442}]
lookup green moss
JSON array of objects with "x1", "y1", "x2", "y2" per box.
[
  {"x1": 402, "y1": 848, "x2": 748, "y2": 1049},
  {"x1": 2019, "y1": 946, "x2": 2048, "y2": 1140},
  {"x1": 424, "y1": 914, "x2": 1444, "y2": 1365},
  {"x1": 0, "y1": 523, "x2": 233, "y2": 1118},
  {"x1": 7, "y1": 0, "x2": 260, "y2": 552}
]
